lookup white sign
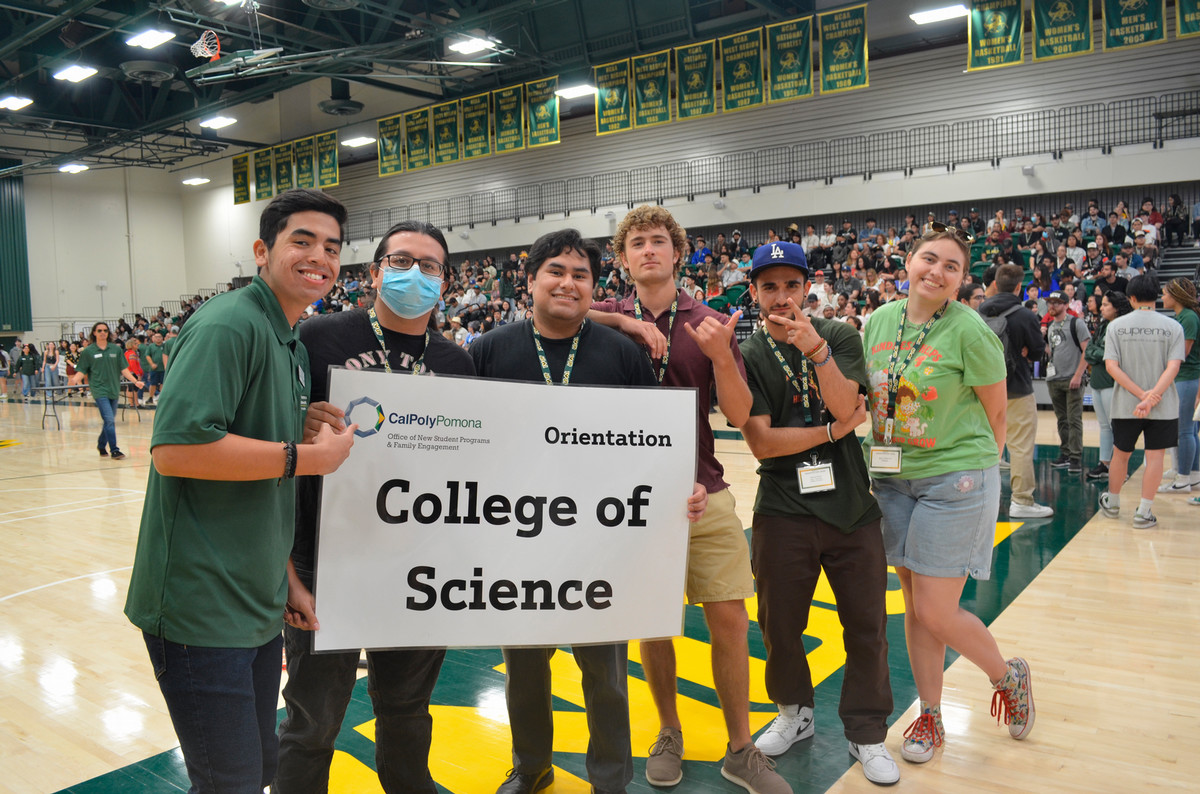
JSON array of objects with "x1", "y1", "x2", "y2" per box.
[{"x1": 313, "y1": 368, "x2": 698, "y2": 651}]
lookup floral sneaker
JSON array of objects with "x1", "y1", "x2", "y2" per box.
[
  {"x1": 900, "y1": 702, "x2": 944, "y2": 763},
  {"x1": 991, "y1": 657, "x2": 1035, "y2": 740}
]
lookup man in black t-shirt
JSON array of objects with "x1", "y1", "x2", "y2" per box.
[{"x1": 275, "y1": 221, "x2": 474, "y2": 794}]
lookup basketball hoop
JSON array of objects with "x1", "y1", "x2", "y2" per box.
[{"x1": 190, "y1": 30, "x2": 221, "y2": 62}]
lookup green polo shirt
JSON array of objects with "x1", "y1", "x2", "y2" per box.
[
  {"x1": 124, "y1": 276, "x2": 311, "y2": 647},
  {"x1": 162, "y1": 336, "x2": 177, "y2": 374},
  {"x1": 143, "y1": 341, "x2": 164, "y2": 371},
  {"x1": 75, "y1": 343, "x2": 126, "y2": 399}
]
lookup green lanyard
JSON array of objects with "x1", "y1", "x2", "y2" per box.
[
  {"x1": 368, "y1": 308, "x2": 428, "y2": 375},
  {"x1": 762, "y1": 329, "x2": 814, "y2": 426},
  {"x1": 884, "y1": 300, "x2": 946, "y2": 443},
  {"x1": 531, "y1": 319, "x2": 585, "y2": 385},
  {"x1": 634, "y1": 295, "x2": 677, "y2": 385}
]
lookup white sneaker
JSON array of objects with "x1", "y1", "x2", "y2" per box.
[
  {"x1": 754, "y1": 704, "x2": 814, "y2": 756},
  {"x1": 1162, "y1": 468, "x2": 1178, "y2": 482},
  {"x1": 1009, "y1": 502, "x2": 1054, "y2": 518},
  {"x1": 1157, "y1": 478, "x2": 1191, "y2": 494},
  {"x1": 849, "y1": 741, "x2": 900, "y2": 786}
]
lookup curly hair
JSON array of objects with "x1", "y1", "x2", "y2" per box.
[{"x1": 612, "y1": 205, "x2": 689, "y2": 273}]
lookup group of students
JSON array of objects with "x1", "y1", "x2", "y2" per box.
[{"x1": 113, "y1": 189, "x2": 1066, "y2": 794}]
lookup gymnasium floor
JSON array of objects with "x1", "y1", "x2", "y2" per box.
[{"x1": 1, "y1": 397, "x2": 1197, "y2": 793}]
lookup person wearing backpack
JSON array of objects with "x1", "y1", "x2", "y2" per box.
[
  {"x1": 1044, "y1": 290, "x2": 1092, "y2": 474},
  {"x1": 979, "y1": 264, "x2": 1051, "y2": 517}
]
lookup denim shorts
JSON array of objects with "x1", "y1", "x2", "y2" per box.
[{"x1": 872, "y1": 465, "x2": 1001, "y2": 580}]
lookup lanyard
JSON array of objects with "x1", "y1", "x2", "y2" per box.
[
  {"x1": 634, "y1": 295, "x2": 677, "y2": 384},
  {"x1": 762, "y1": 329, "x2": 814, "y2": 426},
  {"x1": 368, "y1": 308, "x2": 428, "y2": 375},
  {"x1": 884, "y1": 300, "x2": 946, "y2": 443},
  {"x1": 532, "y1": 319, "x2": 585, "y2": 385}
]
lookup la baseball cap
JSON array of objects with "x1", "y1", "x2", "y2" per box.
[{"x1": 750, "y1": 241, "x2": 808, "y2": 280}]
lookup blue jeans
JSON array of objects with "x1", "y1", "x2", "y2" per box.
[
  {"x1": 144, "y1": 632, "x2": 284, "y2": 794},
  {"x1": 20, "y1": 373, "x2": 35, "y2": 397},
  {"x1": 95, "y1": 396, "x2": 119, "y2": 454},
  {"x1": 1175, "y1": 378, "x2": 1200, "y2": 475},
  {"x1": 1093, "y1": 387, "x2": 1114, "y2": 463}
]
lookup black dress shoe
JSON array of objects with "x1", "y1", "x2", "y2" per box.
[{"x1": 496, "y1": 768, "x2": 553, "y2": 794}]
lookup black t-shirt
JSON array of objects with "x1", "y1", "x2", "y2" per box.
[
  {"x1": 470, "y1": 319, "x2": 656, "y2": 388},
  {"x1": 291, "y1": 308, "x2": 476, "y2": 572}
]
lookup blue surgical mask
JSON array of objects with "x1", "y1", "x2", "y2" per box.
[{"x1": 379, "y1": 267, "x2": 443, "y2": 319}]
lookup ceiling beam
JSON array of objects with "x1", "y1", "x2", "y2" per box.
[{"x1": 0, "y1": 0, "x2": 106, "y2": 61}]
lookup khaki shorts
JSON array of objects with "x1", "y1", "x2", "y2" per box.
[{"x1": 685, "y1": 487, "x2": 755, "y2": 604}]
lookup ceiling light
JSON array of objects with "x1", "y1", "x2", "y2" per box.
[
  {"x1": 910, "y1": 4, "x2": 969, "y2": 24},
  {"x1": 341, "y1": 136, "x2": 376, "y2": 147},
  {"x1": 0, "y1": 95, "x2": 33, "y2": 111},
  {"x1": 555, "y1": 83, "x2": 597, "y2": 99},
  {"x1": 126, "y1": 29, "x2": 177, "y2": 49},
  {"x1": 59, "y1": 163, "x2": 89, "y2": 174},
  {"x1": 182, "y1": 177, "x2": 211, "y2": 186},
  {"x1": 448, "y1": 37, "x2": 493, "y2": 55},
  {"x1": 198, "y1": 115, "x2": 236, "y2": 129},
  {"x1": 217, "y1": 0, "x2": 243, "y2": 6},
  {"x1": 53, "y1": 65, "x2": 98, "y2": 83}
]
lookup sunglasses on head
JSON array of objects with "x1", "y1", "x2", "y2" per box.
[{"x1": 925, "y1": 221, "x2": 975, "y2": 245}]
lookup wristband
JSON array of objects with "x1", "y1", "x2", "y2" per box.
[
  {"x1": 804, "y1": 339, "x2": 827, "y2": 359},
  {"x1": 811, "y1": 344, "x2": 833, "y2": 367},
  {"x1": 826, "y1": 422, "x2": 835, "y2": 444},
  {"x1": 281, "y1": 440, "x2": 297, "y2": 481}
]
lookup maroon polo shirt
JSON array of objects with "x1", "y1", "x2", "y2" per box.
[{"x1": 592, "y1": 288, "x2": 746, "y2": 494}]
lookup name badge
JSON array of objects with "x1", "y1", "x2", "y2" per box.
[
  {"x1": 868, "y1": 446, "x2": 903, "y2": 474},
  {"x1": 797, "y1": 460, "x2": 835, "y2": 494}
]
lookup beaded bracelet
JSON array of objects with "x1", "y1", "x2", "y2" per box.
[{"x1": 281, "y1": 440, "x2": 297, "y2": 480}]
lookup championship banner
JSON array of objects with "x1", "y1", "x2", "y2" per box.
[
  {"x1": 720, "y1": 27, "x2": 765, "y2": 112},
  {"x1": 819, "y1": 4, "x2": 868, "y2": 93},
  {"x1": 594, "y1": 59, "x2": 632, "y2": 136},
  {"x1": 494, "y1": 85, "x2": 525, "y2": 153},
  {"x1": 313, "y1": 370, "x2": 697, "y2": 651},
  {"x1": 675, "y1": 40, "x2": 716, "y2": 120},
  {"x1": 767, "y1": 17, "x2": 813, "y2": 103},
  {"x1": 231, "y1": 154, "x2": 250, "y2": 205},
  {"x1": 432, "y1": 101, "x2": 461, "y2": 165},
  {"x1": 377, "y1": 114, "x2": 403, "y2": 177},
  {"x1": 404, "y1": 108, "x2": 432, "y2": 170},
  {"x1": 461, "y1": 93, "x2": 491, "y2": 160},
  {"x1": 633, "y1": 50, "x2": 671, "y2": 128},
  {"x1": 1180, "y1": 0, "x2": 1200, "y2": 38},
  {"x1": 968, "y1": 0, "x2": 1024, "y2": 71},
  {"x1": 1103, "y1": 0, "x2": 1165, "y2": 50},
  {"x1": 294, "y1": 137, "x2": 315, "y2": 189},
  {"x1": 272, "y1": 142, "x2": 293, "y2": 192},
  {"x1": 1033, "y1": 0, "x2": 1093, "y2": 61},
  {"x1": 526, "y1": 77, "x2": 560, "y2": 149},
  {"x1": 316, "y1": 131, "x2": 339, "y2": 188},
  {"x1": 253, "y1": 148, "x2": 273, "y2": 200}
]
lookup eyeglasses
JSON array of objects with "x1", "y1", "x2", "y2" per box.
[
  {"x1": 96, "y1": 328, "x2": 109, "y2": 334},
  {"x1": 925, "y1": 221, "x2": 975, "y2": 245},
  {"x1": 377, "y1": 253, "x2": 444, "y2": 277}
]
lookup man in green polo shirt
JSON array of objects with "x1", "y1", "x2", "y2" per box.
[
  {"x1": 142, "y1": 330, "x2": 164, "y2": 404},
  {"x1": 123, "y1": 189, "x2": 358, "y2": 794}
]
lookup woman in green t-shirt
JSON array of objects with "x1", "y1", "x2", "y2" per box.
[
  {"x1": 1083, "y1": 291, "x2": 1133, "y2": 481},
  {"x1": 862, "y1": 224, "x2": 1035, "y2": 765},
  {"x1": 1161, "y1": 277, "x2": 1200, "y2": 491}
]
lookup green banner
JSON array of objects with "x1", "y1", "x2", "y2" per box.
[
  {"x1": 675, "y1": 40, "x2": 716, "y2": 120},
  {"x1": 461, "y1": 93, "x2": 491, "y2": 160},
  {"x1": 720, "y1": 28, "x2": 764, "y2": 112},
  {"x1": 404, "y1": 107, "x2": 431, "y2": 170},
  {"x1": 253, "y1": 149, "x2": 273, "y2": 200},
  {"x1": 433, "y1": 101, "x2": 461, "y2": 165},
  {"x1": 1033, "y1": 0, "x2": 1093, "y2": 61},
  {"x1": 819, "y1": 4, "x2": 868, "y2": 92},
  {"x1": 633, "y1": 50, "x2": 671, "y2": 128},
  {"x1": 767, "y1": 17, "x2": 813, "y2": 103},
  {"x1": 526, "y1": 77, "x2": 559, "y2": 149},
  {"x1": 1103, "y1": 0, "x2": 1165, "y2": 50},
  {"x1": 315, "y1": 131, "x2": 338, "y2": 188},
  {"x1": 594, "y1": 59, "x2": 631, "y2": 136},
  {"x1": 968, "y1": 0, "x2": 1024, "y2": 71},
  {"x1": 1181, "y1": 0, "x2": 1200, "y2": 38},
  {"x1": 272, "y1": 142, "x2": 293, "y2": 192},
  {"x1": 294, "y1": 137, "x2": 315, "y2": 189},
  {"x1": 232, "y1": 154, "x2": 250, "y2": 205},
  {"x1": 377, "y1": 114, "x2": 403, "y2": 177},
  {"x1": 494, "y1": 85, "x2": 525, "y2": 153}
]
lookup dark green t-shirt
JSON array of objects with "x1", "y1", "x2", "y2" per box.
[
  {"x1": 75, "y1": 343, "x2": 126, "y2": 398},
  {"x1": 124, "y1": 276, "x2": 311, "y2": 647},
  {"x1": 162, "y1": 336, "x2": 177, "y2": 374},
  {"x1": 740, "y1": 319, "x2": 882, "y2": 533},
  {"x1": 144, "y1": 341, "x2": 164, "y2": 370},
  {"x1": 1175, "y1": 307, "x2": 1200, "y2": 381}
]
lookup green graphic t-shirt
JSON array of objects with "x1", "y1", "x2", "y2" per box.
[{"x1": 862, "y1": 299, "x2": 1005, "y2": 479}]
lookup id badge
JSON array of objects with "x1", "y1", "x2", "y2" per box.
[
  {"x1": 797, "y1": 460, "x2": 836, "y2": 494},
  {"x1": 869, "y1": 445, "x2": 903, "y2": 474}
]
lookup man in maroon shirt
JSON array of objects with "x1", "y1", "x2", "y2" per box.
[{"x1": 590, "y1": 205, "x2": 790, "y2": 794}]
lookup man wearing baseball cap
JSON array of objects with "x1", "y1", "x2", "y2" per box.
[
  {"x1": 1045, "y1": 290, "x2": 1091, "y2": 473},
  {"x1": 738, "y1": 241, "x2": 898, "y2": 785}
]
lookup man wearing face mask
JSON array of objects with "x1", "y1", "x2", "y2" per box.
[{"x1": 274, "y1": 221, "x2": 475, "y2": 794}]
